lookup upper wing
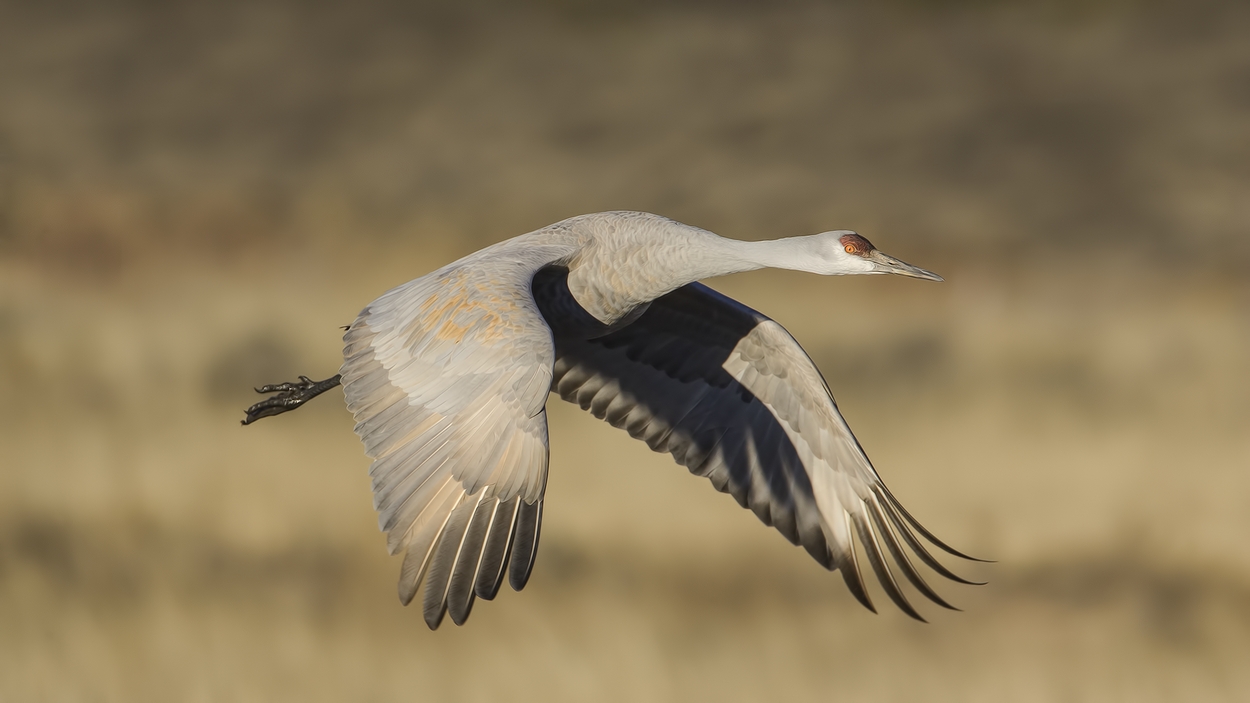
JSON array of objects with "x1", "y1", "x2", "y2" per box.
[
  {"x1": 340, "y1": 249, "x2": 568, "y2": 629},
  {"x1": 549, "y1": 282, "x2": 980, "y2": 620}
]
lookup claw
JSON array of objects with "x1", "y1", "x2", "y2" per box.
[
  {"x1": 241, "y1": 374, "x2": 343, "y2": 425},
  {"x1": 255, "y1": 378, "x2": 312, "y2": 394}
]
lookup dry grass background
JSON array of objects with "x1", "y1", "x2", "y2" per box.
[{"x1": 2, "y1": 0, "x2": 1249, "y2": 700}]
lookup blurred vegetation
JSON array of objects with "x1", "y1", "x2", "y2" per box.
[{"x1": 1, "y1": 0, "x2": 1248, "y2": 701}]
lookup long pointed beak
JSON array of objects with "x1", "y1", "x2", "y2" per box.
[{"x1": 867, "y1": 250, "x2": 944, "y2": 282}]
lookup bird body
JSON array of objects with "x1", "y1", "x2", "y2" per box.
[{"x1": 261, "y1": 211, "x2": 977, "y2": 629}]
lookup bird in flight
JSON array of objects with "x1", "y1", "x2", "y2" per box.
[{"x1": 244, "y1": 211, "x2": 983, "y2": 629}]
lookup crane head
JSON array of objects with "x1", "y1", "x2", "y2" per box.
[{"x1": 811, "y1": 230, "x2": 944, "y2": 281}]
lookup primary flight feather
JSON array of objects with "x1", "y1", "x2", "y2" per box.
[{"x1": 245, "y1": 210, "x2": 982, "y2": 629}]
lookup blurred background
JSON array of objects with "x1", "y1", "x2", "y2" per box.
[{"x1": 2, "y1": 0, "x2": 1249, "y2": 700}]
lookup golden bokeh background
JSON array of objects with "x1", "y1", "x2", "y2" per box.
[{"x1": 2, "y1": 0, "x2": 1249, "y2": 700}]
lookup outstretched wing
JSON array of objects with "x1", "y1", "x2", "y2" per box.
[
  {"x1": 549, "y1": 281, "x2": 981, "y2": 620},
  {"x1": 340, "y1": 248, "x2": 568, "y2": 629}
]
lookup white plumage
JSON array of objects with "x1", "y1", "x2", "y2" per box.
[{"x1": 333, "y1": 211, "x2": 979, "y2": 629}]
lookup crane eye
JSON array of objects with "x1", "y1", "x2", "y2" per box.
[{"x1": 844, "y1": 244, "x2": 856, "y2": 254}]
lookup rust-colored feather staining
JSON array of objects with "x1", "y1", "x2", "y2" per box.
[
  {"x1": 839, "y1": 233, "x2": 876, "y2": 257},
  {"x1": 418, "y1": 281, "x2": 523, "y2": 345}
]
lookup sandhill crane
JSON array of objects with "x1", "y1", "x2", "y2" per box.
[{"x1": 244, "y1": 211, "x2": 983, "y2": 629}]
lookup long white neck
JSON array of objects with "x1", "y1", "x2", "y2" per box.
[
  {"x1": 564, "y1": 216, "x2": 833, "y2": 326},
  {"x1": 688, "y1": 234, "x2": 829, "y2": 279}
]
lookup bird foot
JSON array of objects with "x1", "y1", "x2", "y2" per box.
[{"x1": 241, "y1": 374, "x2": 342, "y2": 425}]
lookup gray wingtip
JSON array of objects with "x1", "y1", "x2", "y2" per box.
[
  {"x1": 423, "y1": 600, "x2": 448, "y2": 630},
  {"x1": 398, "y1": 582, "x2": 418, "y2": 607},
  {"x1": 879, "y1": 483, "x2": 989, "y2": 563},
  {"x1": 841, "y1": 564, "x2": 877, "y2": 614},
  {"x1": 507, "y1": 499, "x2": 543, "y2": 592},
  {"x1": 836, "y1": 527, "x2": 876, "y2": 614},
  {"x1": 448, "y1": 595, "x2": 476, "y2": 626},
  {"x1": 873, "y1": 508, "x2": 958, "y2": 611},
  {"x1": 855, "y1": 518, "x2": 927, "y2": 623}
]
